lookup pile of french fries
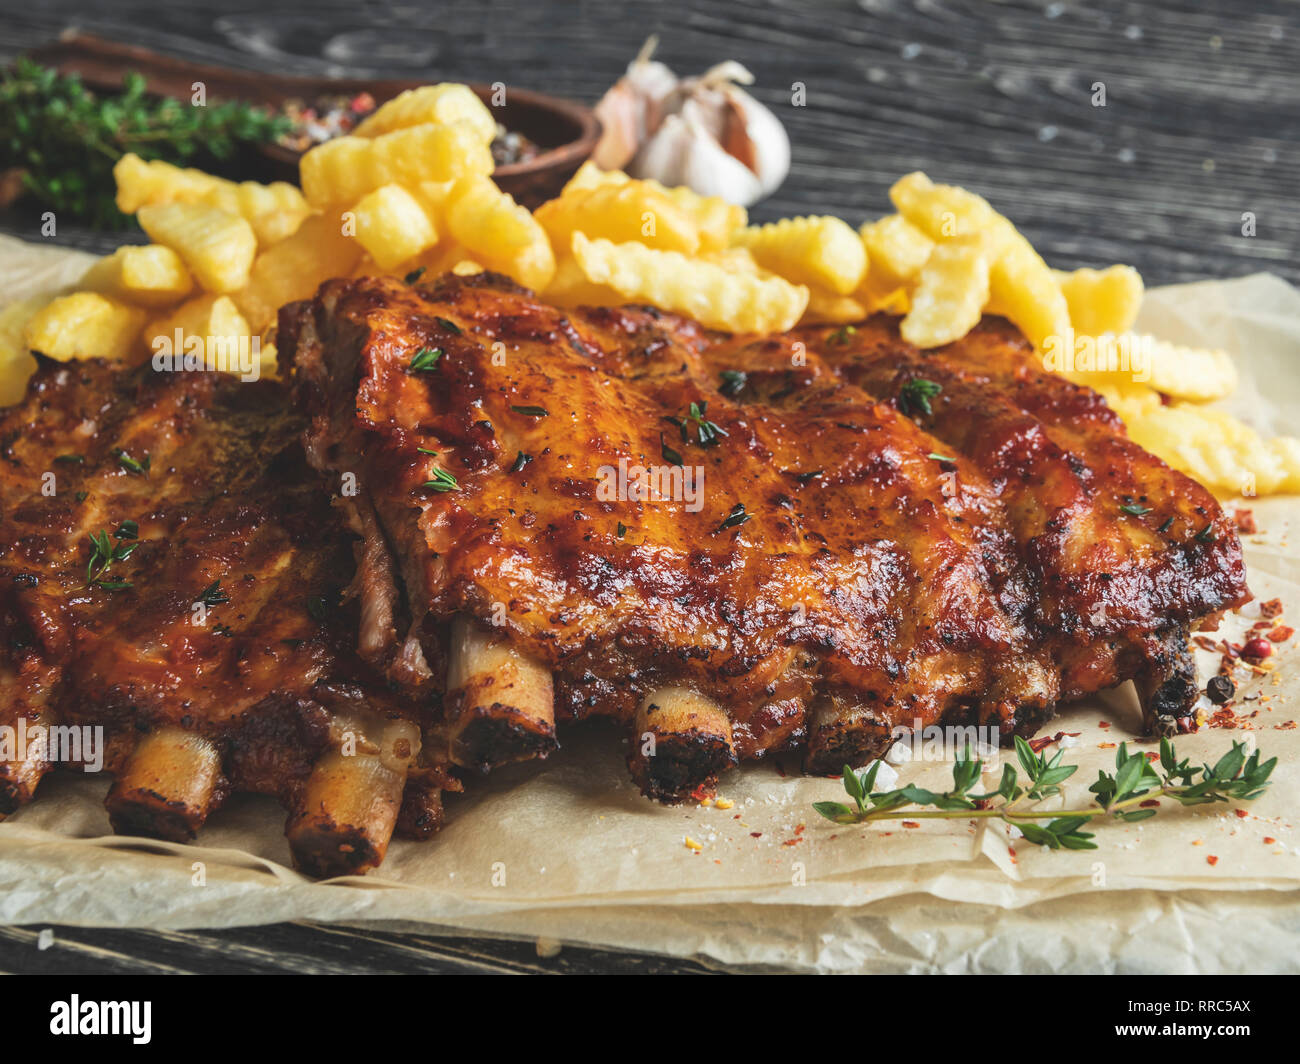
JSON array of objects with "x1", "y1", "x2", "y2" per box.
[{"x1": 0, "y1": 81, "x2": 1295, "y2": 496}]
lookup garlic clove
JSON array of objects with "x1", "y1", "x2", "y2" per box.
[
  {"x1": 724, "y1": 85, "x2": 791, "y2": 196},
  {"x1": 592, "y1": 36, "x2": 680, "y2": 170},
  {"x1": 631, "y1": 113, "x2": 764, "y2": 207}
]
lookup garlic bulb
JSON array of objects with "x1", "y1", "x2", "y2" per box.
[{"x1": 592, "y1": 39, "x2": 791, "y2": 206}]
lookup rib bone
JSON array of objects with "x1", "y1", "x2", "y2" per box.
[
  {"x1": 627, "y1": 686, "x2": 735, "y2": 801},
  {"x1": 285, "y1": 714, "x2": 420, "y2": 877},
  {"x1": 105, "y1": 727, "x2": 223, "y2": 842},
  {"x1": 444, "y1": 617, "x2": 556, "y2": 771}
]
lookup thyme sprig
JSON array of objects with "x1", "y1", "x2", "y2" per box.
[
  {"x1": 665, "y1": 401, "x2": 728, "y2": 447},
  {"x1": 0, "y1": 60, "x2": 290, "y2": 227},
  {"x1": 85, "y1": 522, "x2": 138, "y2": 591},
  {"x1": 814, "y1": 737, "x2": 1276, "y2": 850}
]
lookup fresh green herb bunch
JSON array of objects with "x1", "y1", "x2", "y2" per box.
[
  {"x1": 0, "y1": 59, "x2": 290, "y2": 228},
  {"x1": 814, "y1": 736, "x2": 1276, "y2": 850}
]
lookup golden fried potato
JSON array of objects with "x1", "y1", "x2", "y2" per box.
[
  {"x1": 1055, "y1": 265, "x2": 1144, "y2": 336},
  {"x1": 1062, "y1": 333, "x2": 1238, "y2": 404},
  {"x1": 536, "y1": 181, "x2": 701, "y2": 254},
  {"x1": 572, "y1": 232, "x2": 809, "y2": 333},
  {"x1": 802, "y1": 289, "x2": 869, "y2": 325},
  {"x1": 114, "y1": 154, "x2": 308, "y2": 246},
  {"x1": 542, "y1": 254, "x2": 625, "y2": 307},
  {"x1": 733, "y1": 215, "x2": 867, "y2": 295},
  {"x1": 1105, "y1": 388, "x2": 1300, "y2": 496},
  {"x1": 232, "y1": 212, "x2": 362, "y2": 331},
  {"x1": 137, "y1": 202, "x2": 257, "y2": 294},
  {"x1": 350, "y1": 184, "x2": 440, "y2": 269},
  {"x1": 144, "y1": 294, "x2": 257, "y2": 377},
  {"x1": 23, "y1": 292, "x2": 146, "y2": 363},
  {"x1": 560, "y1": 163, "x2": 746, "y2": 252},
  {"x1": 900, "y1": 239, "x2": 989, "y2": 349},
  {"x1": 353, "y1": 84, "x2": 497, "y2": 142},
  {"x1": 0, "y1": 296, "x2": 48, "y2": 404},
  {"x1": 987, "y1": 234, "x2": 1071, "y2": 349},
  {"x1": 889, "y1": 171, "x2": 1007, "y2": 245},
  {"x1": 300, "y1": 122, "x2": 494, "y2": 209},
  {"x1": 446, "y1": 178, "x2": 554, "y2": 291},
  {"x1": 79, "y1": 245, "x2": 194, "y2": 308},
  {"x1": 859, "y1": 213, "x2": 933, "y2": 288},
  {"x1": 114, "y1": 153, "x2": 225, "y2": 213}
]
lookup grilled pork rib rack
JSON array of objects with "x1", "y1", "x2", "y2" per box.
[
  {"x1": 281, "y1": 272, "x2": 1249, "y2": 804},
  {"x1": 0, "y1": 359, "x2": 454, "y2": 876},
  {"x1": 0, "y1": 272, "x2": 1250, "y2": 877}
]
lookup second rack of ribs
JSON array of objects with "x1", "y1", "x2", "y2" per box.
[{"x1": 281, "y1": 272, "x2": 1249, "y2": 801}]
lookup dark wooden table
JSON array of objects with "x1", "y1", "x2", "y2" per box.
[{"x1": 1, "y1": 0, "x2": 1296, "y2": 974}]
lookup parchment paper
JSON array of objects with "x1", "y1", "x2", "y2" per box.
[{"x1": 1, "y1": 234, "x2": 1297, "y2": 973}]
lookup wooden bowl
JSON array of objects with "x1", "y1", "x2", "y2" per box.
[{"x1": 25, "y1": 32, "x2": 601, "y2": 208}]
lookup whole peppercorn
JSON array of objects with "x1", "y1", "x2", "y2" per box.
[
  {"x1": 1206, "y1": 675, "x2": 1235, "y2": 704},
  {"x1": 1242, "y1": 637, "x2": 1274, "y2": 661}
]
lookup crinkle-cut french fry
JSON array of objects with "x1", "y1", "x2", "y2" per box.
[
  {"x1": 559, "y1": 162, "x2": 746, "y2": 252},
  {"x1": 889, "y1": 171, "x2": 1009, "y2": 245},
  {"x1": 137, "y1": 202, "x2": 257, "y2": 294},
  {"x1": 1054, "y1": 265, "x2": 1144, "y2": 336},
  {"x1": 446, "y1": 178, "x2": 555, "y2": 291},
  {"x1": 542, "y1": 254, "x2": 625, "y2": 306},
  {"x1": 373, "y1": 86, "x2": 496, "y2": 141},
  {"x1": 536, "y1": 181, "x2": 701, "y2": 254},
  {"x1": 22, "y1": 292, "x2": 146, "y2": 363},
  {"x1": 353, "y1": 83, "x2": 497, "y2": 142},
  {"x1": 573, "y1": 232, "x2": 809, "y2": 333},
  {"x1": 1104, "y1": 388, "x2": 1300, "y2": 496},
  {"x1": 0, "y1": 296, "x2": 47, "y2": 403},
  {"x1": 1066, "y1": 332, "x2": 1238, "y2": 403},
  {"x1": 350, "y1": 184, "x2": 439, "y2": 269},
  {"x1": 856, "y1": 272, "x2": 911, "y2": 315},
  {"x1": 299, "y1": 122, "x2": 493, "y2": 209},
  {"x1": 900, "y1": 239, "x2": 989, "y2": 348},
  {"x1": 802, "y1": 288, "x2": 869, "y2": 325},
  {"x1": 732, "y1": 215, "x2": 867, "y2": 295},
  {"x1": 232, "y1": 212, "x2": 362, "y2": 331},
  {"x1": 987, "y1": 233, "x2": 1071, "y2": 349},
  {"x1": 113, "y1": 154, "x2": 308, "y2": 246},
  {"x1": 79, "y1": 244, "x2": 194, "y2": 308},
  {"x1": 144, "y1": 293, "x2": 256, "y2": 376},
  {"x1": 859, "y1": 213, "x2": 934, "y2": 289},
  {"x1": 113, "y1": 153, "x2": 223, "y2": 213}
]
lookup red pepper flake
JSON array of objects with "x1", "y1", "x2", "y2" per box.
[
  {"x1": 1099, "y1": 741, "x2": 1117, "y2": 749},
  {"x1": 749, "y1": 832, "x2": 762, "y2": 838},
  {"x1": 1028, "y1": 730, "x2": 1079, "y2": 752},
  {"x1": 782, "y1": 837, "x2": 802, "y2": 847},
  {"x1": 1252, "y1": 620, "x2": 1275, "y2": 630},
  {"x1": 1276, "y1": 721, "x2": 1297, "y2": 730},
  {"x1": 1268, "y1": 625, "x2": 1294, "y2": 643},
  {"x1": 1234, "y1": 808, "x2": 1250, "y2": 819},
  {"x1": 1144, "y1": 751, "x2": 1159, "y2": 762},
  {"x1": 1232, "y1": 509, "x2": 1257, "y2": 534},
  {"x1": 1097, "y1": 720, "x2": 1111, "y2": 728},
  {"x1": 1264, "y1": 837, "x2": 1277, "y2": 845},
  {"x1": 1206, "y1": 855, "x2": 1219, "y2": 866},
  {"x1": 1140, "y1": 799, "x2": 1160, "y2": 808},
  {"x1": 689, "y1": 782, "x2": 716, "y2": 802},
  {"x1": 901, "y1": 820, "x2": 920, "y2": 828},
  {"x1": 1260, "y1": 598, "x2": 1284, "y2": 619},
  {"x1": 794, "y1": 823, "x2": 806, "y2": 835}
]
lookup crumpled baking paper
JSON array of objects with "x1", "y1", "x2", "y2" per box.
[{"x1": 0, "y1": 235, "x2": 1296, "y2": 973}]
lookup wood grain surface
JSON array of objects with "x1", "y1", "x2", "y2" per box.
[{"x1": 0, "y1": 0, "x2": 1296, "y2": 974}]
